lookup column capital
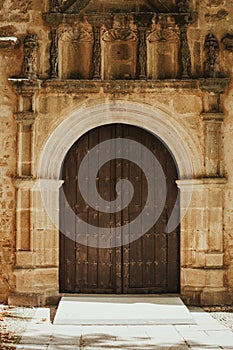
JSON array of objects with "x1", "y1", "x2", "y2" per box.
[
  {"x1": 176, "y1": 177, "x2": 227, "y2": 190},
  {"x1": 15, "y1": 112, "x2": 38, "y2": 125},
  {"x1": 201, "y1": 112, "x2": 225, "y2": 122}
]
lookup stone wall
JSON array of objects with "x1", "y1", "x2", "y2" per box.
[{"x1": 0, "y1": 0, "x2": 232, "y2": 305}]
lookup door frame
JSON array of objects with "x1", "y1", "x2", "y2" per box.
[{"x1": 35, "y1": 100, "x2": 198, "y2": 299}]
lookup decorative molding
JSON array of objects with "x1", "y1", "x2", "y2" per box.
[
  {"x1": 102, "y1": 28, "x2": 137, "y2": 42},
  {"x1": 15, "y1": 112, "x2": 38, "y2": 125},
  {"x1": 201, "y1": 112, "x2": 224, "y2": 122}
]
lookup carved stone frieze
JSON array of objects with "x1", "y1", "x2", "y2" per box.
[
  {"x1": 23, "y1": 33, "x2": 38, "y2": 80},
  {"x1": 204, "y1": 33, "x2": 219, "y2": 78}
]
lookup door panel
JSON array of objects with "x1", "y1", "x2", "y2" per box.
[{"x1": 59, "y1": 123, "x2": 180, "y2": 293}]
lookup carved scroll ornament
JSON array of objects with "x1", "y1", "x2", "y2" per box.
[
  {"x1": 102, "y1": 29, "x2": 137, "y2": 42},
  {"x1": 102, "y1": 16, "x2": 137, "y2": 42},
  {"x1": 58, "y1": 19, "x2": 93, "y2": 42},
  {"x1": 148, "y1": 16, "x2": 179, "y2": 43}
]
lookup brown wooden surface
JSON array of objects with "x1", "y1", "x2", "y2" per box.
[{"x1": 59, "y1": 124, "x2": 180, "y2": 293}]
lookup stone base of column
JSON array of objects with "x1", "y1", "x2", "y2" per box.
[
  {"x1": 8, "y1": 290, "x2": 60, "y2": 307},
  {"x1": 181, "y1": 286, "x2": 232, "y2": 306}
]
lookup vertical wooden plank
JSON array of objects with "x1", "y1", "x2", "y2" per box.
[
  {"x1": 164, "y1": 142, "x2": 180, "y2": 292},
  {"x1": 62, "y1": 143, "x2": 77, "y2": 292},
  {"x1": 128, "y1": 126, "x2": 143, "y2": 290},
  {"x1": 86, "y1": 128, "x2": 99, "y2": 291},
  {"x1": 98, "y1": 125, "x2": 114, "y2": 292},
  {"x1": 115, "y1": 124, "x2": 123, "y2": 293},
  {"x1": 141, "y1": 130, "x2": 155, "y2": 289},
  {"x1": 75, "y1": 132, "x2": 89, "y2": 291},
  {"x1": 121, "y1": 124, "x2": 130, "y2": 293}
]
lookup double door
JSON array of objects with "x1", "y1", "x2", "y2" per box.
[{"x1": 59, "y1": 124, "x2": 180, "y2": 293}]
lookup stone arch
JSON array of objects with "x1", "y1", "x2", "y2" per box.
[{"x1": 37, "y1": 99, "x2": 201, "y2": 179}]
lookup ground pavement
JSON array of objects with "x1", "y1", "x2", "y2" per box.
[{"x1": 16, "y1": 306, "x2": 233, "y2": 350}]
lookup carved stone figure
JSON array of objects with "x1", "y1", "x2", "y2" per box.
[
  {"x1": 222, "y1": 33, "x2": 233, "y2": 51},
  {"x1": 204, "y1": 33, "x2": 219, "y2": 77},
  {"x1": 23, "y1": 33, "x2": 38, "y2": 79},
  {"x1": 179, "y1": 25, "x2": 191, "y2": 78},
  {"x1": 177, "y1": 0, "x2": 190, "y2": 13}
]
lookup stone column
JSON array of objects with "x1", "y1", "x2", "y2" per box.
[
  {"x1": 177, "y1": 178, "x2": 231, "y2": 305},
  {"x1": 200, "y1": 78, "x2": 230, "y2": 177},
  {"x1": 9, "y1": 179, "x2": 63, "y2": 306},
  {"x1": 92, "y1": 26, "x2": 101, "y2": 79},
  {"x1": 138, "y1": 26, "x2": 147, "y2": 79},
  {"x1": 50, "y1": 27, "x2": 59, "y2": 79},
  {"x1": 202, "y1": 112, "x2": 224, "y2": 177}
]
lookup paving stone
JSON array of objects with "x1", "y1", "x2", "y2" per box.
[
  {"x1": 205, "y1": 330, "x2": 233, "y2": 347},
  {"x1": 178, "y1": 330, "x2": 220, "y2": 347},
  {"x1": 17, "y1": 345, "x2": 48, "y2": 350}
]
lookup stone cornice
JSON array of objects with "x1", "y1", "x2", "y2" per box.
[
  {"x1": 8, "y1": 77, "x2": 232, "y2": 95},
  {"x1": 201, "y1": 112, "x2": 225, "y2": 122},
  {"x1": 9, "y1": 78, "x2": 42, "y2": 94},
  {"x1": 176, "y1": 177, "x2": 227, "y2": 190},
  {"x1": 199, "y1": 78, "x2": 231, "y2": 93},
  {"x1": 42, "y1": 12, "x2": 195, "y2": 27}
]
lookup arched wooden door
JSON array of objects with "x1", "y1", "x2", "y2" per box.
[{"x1": 59, "y1": 124, "x2": 180, "y2": 293}]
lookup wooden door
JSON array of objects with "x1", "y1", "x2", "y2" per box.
[{"x1": 59, "y1": 124, "x2": 180, "y2": 293}]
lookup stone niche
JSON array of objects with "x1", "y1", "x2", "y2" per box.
[
  {"x1": 147, "y1": 16, "x2": 180, "y2": 79},
  {"x1": 58, "y1": 18, "x2": 94, "y2": 79},
  {"x1": 101, "y1": 16, "x2": 138, "y2": 80}
]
